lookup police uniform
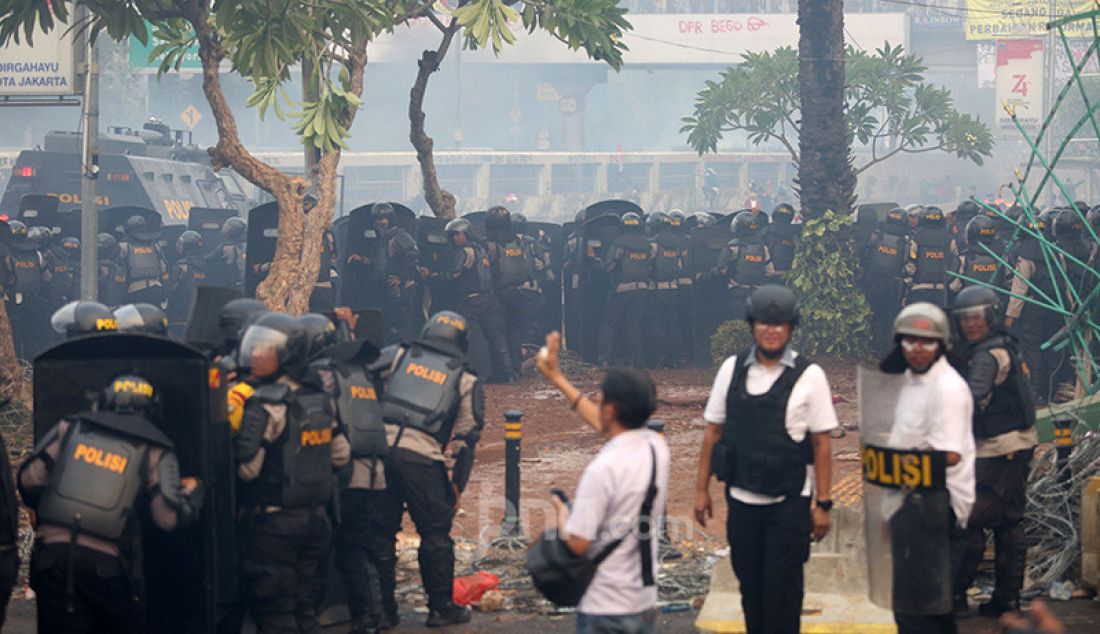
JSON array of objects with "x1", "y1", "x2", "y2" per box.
[
  {"x1": 904, "y1": 215, "x2": 950, "y2": 307},
  {"x1": 380, "y1": 225, "x2": 422, "y2": 345},
  {"x1": 377, "y1": 314, "x2": 484, "y2": 624},
  {"x1": 45, "y1": 239, "x2": 80, "y2": 317},
  {"x1": 487, "y1": 227, "x2": 531, "y2": 379},
  {"x1": 119, "y1": 237, "x2": 169, "y2": 306},
  {"x1": 599, "y1": 227, "x2": 653, "y2": 366},
  {"x1": 436, "y1": 241, "x2": 513, "y2": 383},
  {"x1": 651, "y1": 227, "x2": 683, "y2": 367},
  {"x1": 167, "y1": 253, "x2": 208, "y2": 333},
  {"x1": 208, "y1": 239, "x2": 247, "y2": 291},
  {"x1": 862, "y1": 217, "x2": 910, "y2": 355},
  {"x1": 18, "y1": 395, "x2": 201, "y2": 633},
  {"x1": 10, "y1": 232, "x2": 51, "y2": 359},
  {"x1": 309, "y1": 340, "x2": 396, "y2": 632},
  {"x1": 953, "y1": 329, "x2": 1036, "y2": 616},
  {"x1": 517, "y1": 230, "x2": 553, "y2": 345},
  {"x1": 715, "y1": 237, "x2": 772, "y2": 322},
  {"x1": 310, "y1": 229, "x2": 338, "y2": 314},
  {"x1": 235, "y1": 368, "x2": 350, "y2": 633},
  {"x1": 1004, "y1": 240, "x2": 1065, "y2": 403}
]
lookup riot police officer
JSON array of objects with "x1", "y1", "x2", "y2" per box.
[
  {"x1": 950, "y1": 287, "x2": 1036, "y2": 618},
  {"x1": 119, "y1": 215, "x2": 169, "y2": 306},
  {"x1": 97, "y1": 232, "x2": 127, "y2": 308},
  {"x1": 485, "y1": 206, "x2": 529, "y2": 379},
  {"x1": 375, "y1": 203, "x2": 422, "y2": 345},
  {"x1": 669, "y1": 210, "x2": 696, "y2": 364},
  {"x1": 301, "y1": 314, "x2": 393, "y2": 633},
  {"x1": 115, "y1": 303, "x2": 170, "y2": 337},
  {"x1": 1053, "y1": 208, "x2": 1092, "y2": 300},
  {"x1": 50, "y1": 301, "x2": 119, "y2": 339},
  {"x1": 18, "y1": 375, "x2": 204, "y2": 633},
  {"x1": 950, "y1": 215, "x2": 1002, "y2": 297},
  {"x1": 1003, "y1": 214, "x2": 1063, "y2": 403},
  {"x1": 953, "y1": 200, "x2": 982, "y2": 255},
  {"x1": 45, "y1": 236, "x2": 80, "y2": 316},
  {"x1": 9, "y1": 220, "x2": 51, "y2": 359},
  {"x1": 423, "y1": 218, "x2": 513, "y2": 383},
  {"x1": 715, "y1": 211, "x2": 771, "y2": 322},
  {"x1": 311, "y1": 228, "x2": 338, "y2": 313},
  {"x1": 599, "y1": 212, "x2": 653, "y2": 366},
  {"x1": 378, "y1": 311, "x2": 484, "y2": 626},
  {"x1": 862, "y1": 208, "x2": 911, "y2": 355},
  {"x1": 765, "y1": 202, "x2": 799, "y2": 278},
  {"x1": 207, "y1": 217, "x2": 247, "y2": 291},
  {"x1": 167, "y1": 230, "x2": 208, "y2": 333},
  {"x1": 650, "y1": 211, "x2": 683, "y2": 367},
  {"x1": 513, "y1": 212, "x2": 554, "y2": 345},
  {"x1": 234, "y1": 312, "x2": 351, "y2": 633},
  {"x1": 904, "y1": 206, "x2": 950, "y2": 307}
]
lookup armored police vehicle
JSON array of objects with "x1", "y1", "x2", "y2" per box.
[{"x1": 0, "y1": 118, "x2": 252, "y2": 224}]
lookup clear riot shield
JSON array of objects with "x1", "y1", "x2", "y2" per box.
[{"x1": 858, "y1": 365, "x2": 953, "y2": 615}]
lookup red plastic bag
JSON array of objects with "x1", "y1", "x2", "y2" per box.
[{"x1": 453, "y1": 570, "x2": 501, "y2": 606}]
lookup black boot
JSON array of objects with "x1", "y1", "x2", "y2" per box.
[
  {"x1": 426, "y1": 604, "x2": 471, "y2": 627},
  {"x1": 977, "y1": 598, "x2": 1019, "y2": 618}
]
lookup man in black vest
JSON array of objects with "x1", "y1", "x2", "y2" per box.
[
  {"x1": 97, "y1": 233, "x2": 127, "y2": 308},
  {"x1": 485, "y1": 206, "x2": 528, "y2": 379},
  {"x1": 599, "y1": 212, "x2": 653, "y2": 366},
  {"x1": 714, "y1": 211, "x2": 772, "y2": 322},
  {"x1": 45, "y1": 236, "x2": 80, "y2": 320},
  {"x1": 649, "y1": 211, "x2": 683, "y2": 367},
  {"x1": 119, "y1": 215, "x2": 169, "y2": 307},
  {"x1": 207, "y1": 217, "x2": 247, "y2": 291},
  {"x1": 18, "y1": 375, "x2": 204, "y2": 633},
  {"x1": 764, "y1": 202, "x2": 799, "y2": 279},
  {"x1": 299, "y1": 313, "x2": 395, "y2": 633},
  {"x1": 904, "y1": 206, "x2": 950, "y2": 307},
  {"x1": 950, "y1": 215, "x2": 1002, "y2": 296},
  {"x1": 167, "y1": 230, "x2": 208, "y2": 335},
  {"x1": 374, "y1": 203, "x2": 422, "y2": 345},
  {"x1": 693, "y1": 285, "x2": 838, "y2": 634},
  {"x1": 950, "y1": 287, "x2": 1037, "y2": 618},
  {"x1": 378, "y1": 311, "x2": 485, "y2": 626},
  {"x1": 862, "y1": 208, "x2": 911, "y2": 356},
  {"x1": 234, "y1": 312, "x2": 351, "y2": 633},
  {"x1": 8, "y1": 220, "x2": 51, "y2": 359}
]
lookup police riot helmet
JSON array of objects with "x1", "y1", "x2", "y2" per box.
[
  {"x1": 115, "y1": 303, "x2": 170, "y2": 336},
  {"x1": 950, "y1": 286, "x2": 1000, "y2": 338},
  {"x1": 8, "y1": 220, "x2": 27, "y2": 239},
  {"x1": 177, "y1": 230, "x2": 204, "y2": 256},
  {"x1": 97, "y1": 232, "x2": 119, "y2": 260},
  {"x1": 693, "y1": 212, "x2": 715, "y2": 228},
  {"x1": 1035, "y1": 208, "x2": 1057, "y2": 237},
  {"x1": 221, "y1": 217, "x2": 246, "y2": 240},
  {"x1": 919, "y1": 206, "x2": 946, "y2": 229},
  {"x1": 668, "y1": 210, "x2": 687, "y2": 229},
  {"x1": 485, "y1": 205, "x2": 512, "y2": 240},
  {"x1": 419, "y1": 310, "x2": 469, "y2": 358},
  {"x1": 1003, "y1": 204, "x2": 1025, "y2": 225},
  {"x1": 956, "y1": 200, "x2": 980, "y2": 223},
  {"x1": 512, "y1": 212, "x2": 529, "y2": 236},
  {"x1": 101, "y1": 374, "x2": 158, "y2": 418},
  {"x1": 239, "y1": 312, "x2": 305, "y2": 377},
  {"x1": 1052, "y1": 208, "x2": 1084, "y2": 241},
  {"x1": 373, "y1": 202, "x2": 396, "y2": 226},
  {"x1": 892, "y1": 302, "x2": 951, "y2": 348},
  {"x1": 125, "y1": 215, "x2": 148, "y2": 237},
  {"x1": 646, "y1": 211, "x2": 669, "y2": 234},
  {"x1": 51, "y1": 301, "x2": 118, "y2": 338},
  {"x1": 905, "y1": 204, "x2": 924, "y2": 223},
  {"x1": 884, "y1": 207, "x2": 908, "y2": 230},
  {"x1": 772, "y1": 203, "x2": 796, "y2": 225},
  {"x1": 297, "y1": 313, "x2": 336, "y2": 360},
  {"x1": 27, "y1": 226, "x2": 50, "y2": 248},
  {"x1": 745, "y1": 284, "x2": 799, "y2": 326},
  {"x1": 730, "y1": 210, "x2": 762, "y2": 237},
  {"x1": 445, "y1": 217, "x2": 471, "y2": 236},
  {"x1": 218, "y1": 298, "x2": 268, "y2": 352},
  {"x1": 621, "y1": 212, "x2": 643, "y2": 233},
  {"x1": 60, "y1": 236, "x2": 80, "y2": 256},
  {"x1": 965, "y1": 215, "x2": 998, "y2": 247}
]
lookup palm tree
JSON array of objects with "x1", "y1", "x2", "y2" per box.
[{"x1": 796, "y1": 0, "x2": 857, "y2": 219}]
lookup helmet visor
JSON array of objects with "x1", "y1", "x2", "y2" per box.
[
  {"x1": 239, "y1": 325, "x2": 288, "y2": 376},
  {"x1": 115, "y1": 304, "x2": 144, "y2": 332},
  {"x1": 51, "y1": 301, "x2": 79, "y2": 335}
]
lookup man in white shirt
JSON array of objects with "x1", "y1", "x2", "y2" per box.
[
  {"x1": 875, "y1": 302, "x2": 975, "y2": 634},
  {"x1": 693, "y1": 285, "x2": 837, "y2": 634},
  {"x1": 536, "y1": 333, "x2": 671, "y2": 634}
]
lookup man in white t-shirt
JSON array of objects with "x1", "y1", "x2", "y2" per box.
[
  {"x1": 693, "y1": 285, "x2": 837, "y2": 634},
  {"x1": 536, "y1": 333, "x2": 671, "y2": 634},
  {"x1": 874, "y1": 302, "x2": 975, "y2": 634}
]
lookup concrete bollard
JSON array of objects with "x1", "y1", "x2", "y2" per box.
[{"x1": 500, "y1": 409, "x2": 524, "y2": 538}]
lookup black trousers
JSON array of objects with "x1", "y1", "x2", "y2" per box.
[
  {"x1": 1018, "y1": 314, "x2": 1063, "y2": 403},
  {"x1": 382, "y1": 285, "x2": 419, "y2": 346},
  {"x1": 377, "y1": 448, "x2": 457, "y2": 613},
  {"x1": 905, "y1": 287, "x2": 946, "y2": 308},
  {"x1": 0, "y1": 548, "x2": 17, "y2": 628},
  {"x1": 650, "y1": 288, "x2": 680, "y2": 367},
  {"x1": 727, "y1": 494, "x2": 811, "y2": 634},
  {"x1": 954, "y1": 450, "x2": 1032, "y2": 605},
  {"x1": 599, "y1": 289, "x2": 649, "y2": 366},
  {"x1": 244, "y1": 506, "x2": 332, "y2": 634},
  {"x1": 676, "y1": 285, "x2": 695, "y2": 365},
  {"x1": 335, "y1": 488, "x2": 399, "y2": 626},
  {"x1": 30, "y1": 543, "x2": 137, "y2": 634},
  {"x1": 497, "y1": 287, "x2": 525, "y2": 376},
  {"x1": 459, "y1": 292, "x2": 513, "y2": 382},
  {"x1": 516, "y1": 288, "x2": 546, "y2": 345}
]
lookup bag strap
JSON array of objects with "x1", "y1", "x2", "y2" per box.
[{"x1": 638, "y1": 443, "x2": 658, "y2": 587}]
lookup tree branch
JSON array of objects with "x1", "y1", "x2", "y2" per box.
[{"x1": 409, "y1": 19, "x2": 460, "y2": 218}]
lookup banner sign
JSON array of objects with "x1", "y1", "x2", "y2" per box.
[
  {"x1": 966, "y1": 0, "x2": 1096, "y2": 40},
  {"x1": 0, "y1": 25, "x2": 78, "y2": 96},
  {"x1": 129, "y1": 25, "x2": 201, "y2": 71},
  {"x1": 995, "y1": 39, "x2": 1044, "y2": 130}
]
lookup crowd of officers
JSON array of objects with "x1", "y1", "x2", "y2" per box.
[
  {"x1": 860, "y1": 200, "x2": 1100, "y2": 404},
  {"x1": 5, "y1": 295, "x2": 485, "y2": 633}
]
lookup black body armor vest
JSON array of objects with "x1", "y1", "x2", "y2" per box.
[{"x1": 381, "y1": 344, "x2": 464, "y2": 446}]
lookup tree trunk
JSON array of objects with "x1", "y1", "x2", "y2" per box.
[
  {"x1": 410, "y1": 22, "x2": 460, "y2": 220},
  {"x1": 796, "y1": 0, "x2": 856, "y2": 219},
  {"x1": 0, "y1": 301, "x2": 20, "y2": 404}
]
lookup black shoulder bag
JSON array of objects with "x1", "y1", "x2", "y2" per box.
[{"x1": 525, "y1": 444, "x2": 659, "y2": 607}]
